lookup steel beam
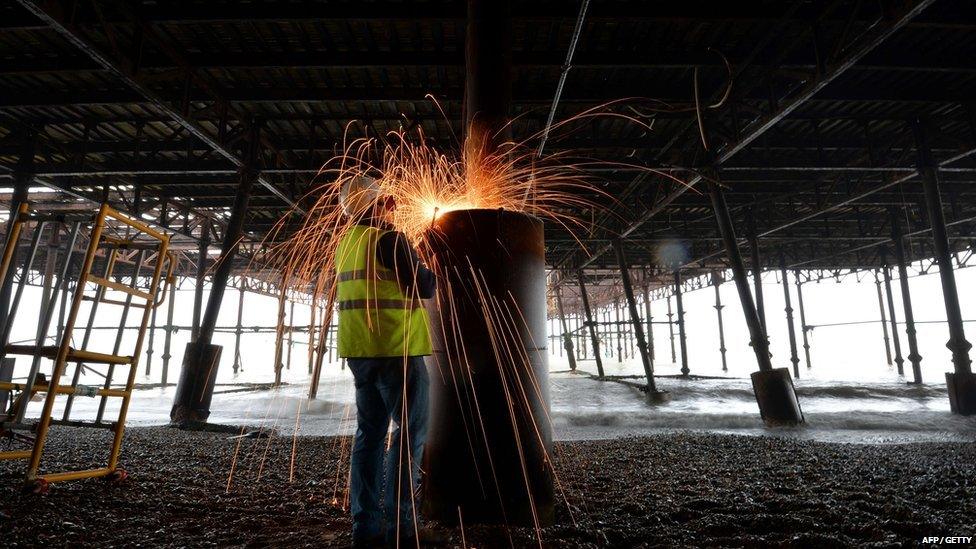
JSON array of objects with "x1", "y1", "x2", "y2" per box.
[
  {"x1": 14, "y1": 0, "x2": 301, "y2": 212},
  {"x1": 673, "y1": 269, "x2": 689, "y2": 376}
]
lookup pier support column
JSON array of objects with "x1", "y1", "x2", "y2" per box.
[
  {"x1": 613, "y1": 240, "x2": 664, "y2": 399},
  {"x1": 272, "y1": 277, "x2": 288, "y2": 386},
  {"x1": 707, "y1": 174, "x2": 802, "y2": 425},
  {"x1": 747, "y1": 210, "x2": 766, "y2": 334},
  {"x1": 614, "y1": 298, "x2": 623, "y2": 363},
  {"x1": 880, "y1": 248, "x2": 905, "y2": 375},
  {"x1": 712, "y1": 272, "x2": 728, "y2": 372},
  {"x1": 554, "y1": 283, "x2": 577, "y2": 371},
  {"x1": 171, "y1": 124, "x2": 259, "y2": 424},
  {"x1": 232, "y1": 284, "x2": 244, "y2": 375},
  {"x1": 914, "y1": 120, "x2": 975, "y2": 413},
  {"x1": 673, "y1": 270, "x2": 689, "y2": 376},
  {"x1": 161, "y1": 279, "x2": 176, "y2": 384},
  {"x1": 191, "y1": 229, "x2": 209, "y2": 341},
  {"x1": 642, "y1": 284, "x2": 655, "y2": 363},
  {"x1": 889, "y1": 209, "x2": 923, "y2": 383},
  {"x1": 666, "y1": 296, "x2": 677, "y2": 363},
  {"x1": 779, "y1": 252, "x2": 800, "y2": 378},
  {"x1": 577, "y1": 270, "x2": 604, "y2": 378},
  {"x1": 793, "y1": 270, "x2": 812, "y2": 370},
  {"x1": 874, "y1": 271, "x2": 893, "y2": 366}
]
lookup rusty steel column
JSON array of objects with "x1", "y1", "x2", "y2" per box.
[
  {"x1": 577, "y1": 270, "x2": 604, "y2": 378},
  {"x1": 424, "y1": 209, "x2": 553, "y2": 527},
  {"x1": 554, "y1": 284, "x2": 577, "y2": 371},
  {"x1": 914, "y1": 120, "x2": 975, "y2": 413},
  {"x1": 889, "y1": 208, "x2": 923, "y2": 384},
  {"x1": 712, "y1": 272, "x2": 728, "y2": 373},
  {"x1": 673, "y1": 270, "x2": 689, "y2": 376},
  {"x1": 874, "y1": 271, "x2": 894, "y2": 367},
  {"x1": 708, "y1": 175, "x2": 803, "y2": 425},
  {"x1": 613, "y1": 240, "x2": 664, "y2": 399},
  {"x1": 779, "y1": 252, "x2": 800, "y2": 378},
  {"x1": 880, "y1": 249, "x2": 905, "y2": 375}
]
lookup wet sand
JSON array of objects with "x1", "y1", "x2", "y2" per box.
[{"x1": 1, "y1": 427, "x2": 974, "y2": 547}]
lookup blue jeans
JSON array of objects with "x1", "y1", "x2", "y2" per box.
[{"x1": 348, "y1": 356, "x2": 430, "y2": 543}]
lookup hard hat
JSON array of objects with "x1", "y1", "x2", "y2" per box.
[{"x1": 339, "y1": 175, "x2": 382, "y2": 218}]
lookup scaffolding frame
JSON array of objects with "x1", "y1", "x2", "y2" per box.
[{"x1": 0, "y1": 203, "x2": 174, "y2": 491}]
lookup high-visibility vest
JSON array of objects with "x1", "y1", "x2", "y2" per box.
[{"x1": 335, "y1": 224, "x2": 432, "y2": 358}]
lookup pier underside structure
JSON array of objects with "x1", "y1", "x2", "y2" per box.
[{"x1": 0, "y1": 0, "x2": 975, "y2": 427}]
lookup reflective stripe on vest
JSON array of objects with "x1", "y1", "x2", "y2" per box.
[
  {"x1": 337, "y1": 298, "x2": 424, "y2": 311},
  {"x1": 335, "y1": 224, "x2": 433, "y2": 358}
]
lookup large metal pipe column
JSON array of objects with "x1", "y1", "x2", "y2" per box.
[
  {"x1": 707, "y1": 174, "x2": 803, "y2": 425},
  {"x1": 613, "y1": 240, "x2": 666, "y2": 400},
  {"x1": 424, "y1": 0, "x2": 552, "y2": 527},
  {"x1": 889, "y1": 208, "x2": 923, "y2": 384},
  {"x1": 424, "y1": 210, "x2": 553, "y2": 527},
  {"x1": 880, "y1": 249, "x2": 905, "y2": 375},
  {"x1": 171, "y1": 125, "x2": 260, "y2": 425},
  {"x1": 914, "y1": 120, "x2": 975, "y2": 414},
  {"x1": 577, "y1": 271, "x2": 604, "y2": 378}
]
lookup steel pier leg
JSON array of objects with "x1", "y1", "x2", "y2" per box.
[
  {"x1": 576, "y1": 270, "x2": 604, "y2": 378},
  {"x1": 613, "y1": 240, "x2": 659, "y2": 394},
  {"x1": 914, "y1": 120, "x2": 974, "y2": 412},
  {"x1": 779, "y1": 252, "x2": 800, "y2": 378},
  {"x1": 643, "y1": 284, "x2": 655, "y2": 364},
  {"x1": 666, "y1": 296, "x2": 677, "y2": 363},
  {"x1": 874, "y1": 271, "x2": 893, "y2": 366},
  {"x1": 793, "y1": 270, "x2": 812, "y2": 370},
  {"x1": 232, "y1": 284, "x2": 244, "y2": 375},
  {"x1": 712, "y1": 272, "x2": 728, "y2": 373},
  {"x1": 747, "y1": 210, "x2": 766, "y2": 334},
  {"x1": 889, "y1": 208, "x2": 923, "y2": 383},
  {"x1": 161, "y1": 280, "x2": 176, "y2": 384},
  {"x1": 880, "y1": 249, "x2": 905, "y2": 375},
  {"x1": 674, "y1": 270, "x2": 689, "y2": 376},
  {"x1": 708, "y1": 176, "x2": 802, "y2": 424},
  {"x1": 554, "y1": 283, "x2": 577, "y2": 371}
]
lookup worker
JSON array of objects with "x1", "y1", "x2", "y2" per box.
[{"x1": 336, "y1": 176, "x2": 443, "y2": 548}]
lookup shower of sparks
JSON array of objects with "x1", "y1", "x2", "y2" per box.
[{"x1": 247, "y1": 101, "x2": 702, "y2": 542}]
